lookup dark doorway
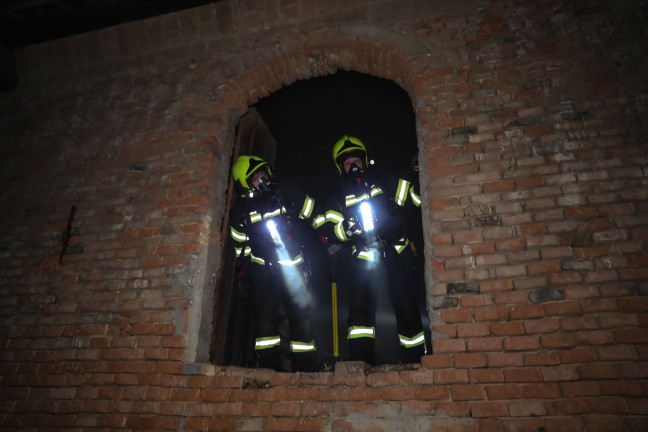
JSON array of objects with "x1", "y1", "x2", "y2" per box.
[{"x1": 212, "y1": 70, "x2": 429, "y2": 368}]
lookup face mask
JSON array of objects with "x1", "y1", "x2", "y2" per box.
[
  {"x1": 255, "y1": 176, "x2": 275, "y2": 194},
  {"x1": 348, "y1": 162, "x2": 363, "y2": 174}
]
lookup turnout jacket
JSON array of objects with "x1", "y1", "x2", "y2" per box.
[
  {"x1": 313, "y1": 169, "x2": 420, "y2": 261},
  {"x1": 229, "y1": 183, "x2": 317, "y2": 268}
]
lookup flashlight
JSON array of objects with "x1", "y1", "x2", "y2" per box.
[
  {"x1": 266, "y1": 219, "x2": 281, "y2": 244},
  {"x1": 359, "y1": 202, "x2": 374, "y2": 232}
]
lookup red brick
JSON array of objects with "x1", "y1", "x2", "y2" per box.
[
  {"x1": 450, "y1": 384, "x2": 485, "y2": 401},
  {"x1": 456, "y1": 322, "x2": 491, "y2": 337},
  {"x1": 524, "y1": 318, "x2": 560, "y2": 334},
  {"x1": 540, "y1": 333, "x2": 578, "y2": 349},
  {"x1": 455, "y1": 353, "x2": 487, "y2": 369},
  {"x1": 559, "y1": 347, "x2": 598, "y2": 364},
  {"x1": 596, "y1": 345, "x2": 639, "y2": 361},
  {"x1": 466, "y1": 336, "x2": 503, "y2": 352},
  {"x1": 490, "y1": 321, "x2": 525, "y2": 336},
  {"x1": 521, "y1": 383, "x2": 562, "y2": 399},
  {"x1": 487, "y1": 352, "x2": 523, "y2": 367},
  {"x1": 614, "y1": 328, "x2": 648, "y2": 344},
  {"x1": 483, "y1": 179, "x2": 514, "y2": 192},
  {"x1": 479, "y1": 279, "x2": 514, "y2": 293},
  {"x1": 434, "y1": 369, "x2": 469, "y2": 385},
  {"x1": 436, "y1": 401, "x2": 471, "y2": 417},
  {"x1": 526, "y1": 259, "x2": 561, "y2": 274},
  {"x1": 432, "y1": 338, "x2": 467, "y2": 353},
  {"x1": 599, "y1": 380, "x2": 642, "y2": 397},
  {"x1": 503, "y1": 336, "x2": 541, "y2": 351},
  {"x1": 545, "y1": 301, "x2": 582, "y2": 316},
  {"x1": 470, "y1": 401, "x2": 508, "y2": 417},
  {"x1": 461, "y1": 241, "x2": 495, "y2": 255},
  {"x1": 578, "y1": 363, "x2": 620, "y2": 379},
  {"x1": 503, "y1": 367, "x2": 542, "y2": 383},
  {"x1": 547, "y1": 271, "x2": 584, "y2": 285},
  {"x1": 474, "y1": 305, "x2": 508, "y2": 321},
  {"x1": 485, "y1": 384, "x2": 522, "y2": 400},
  {"x1": 440, "y1": 308, "x2": 473, "y2": 323},
  {"x1": 459, "y1": 294, "x2": 493, "y2": 308},
  {"x1": 508, "y1": 400, "x2": 546, "y2": 417}
]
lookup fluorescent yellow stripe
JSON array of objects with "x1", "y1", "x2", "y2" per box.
[
  {"x1": 334, "y1": 222, "x2": 347, "y2": 241},
  {"x1": 263, "y1": 208, "x2": 283, "y2": 219},
  {"x1": 369, "y1": 186, "x2": 383, "y2": 197},
  {"x1": 395, "y1": 179, "x2": 410, "y2": 206},
  {"x1": 300, "y1": 196, "x2": 314, "y2": 219},
  {"x1": 326, "y1": 210, "x2": 344, "y2": 223},
  {"x1": 355, "y1": 249, "x2": 376, "y2": 261},
  {"x1": 230, "y1": 226, "x2": 247, "y2": 242},
  {"x1": 348, "y1": 326, "x2": 375, "y2": 340},
  {"x1": 277, "y1": 253, "x2": 304, "y2": 266},
  {"x1": 409, "y1": 185, "x2": 421, "y2": 207},
  {"x1": 312, "y1": 214, "x2": 326, "y2": 229},
  {"x1": 399, "y1": 331, "x2": 425, "y2": 347},
  {"x1": 290, "y1": 340, "x2": 316, "y2": 352},
  {"x1": 255, "y1": 336, "x2": 281, "y2": 349},
  {"x1": 249, "y1": 211, "x2": 262, "y2": 223}
]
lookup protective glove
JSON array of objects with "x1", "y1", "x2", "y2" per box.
[{"x1": 345, "y1": 219, "x2": 363, "y2": 238}]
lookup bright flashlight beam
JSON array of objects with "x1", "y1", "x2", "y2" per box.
[
  {"x1": 266, "y1": 219, "x2": 283, "y2": 246},
  {"x1": 359, "y1": 202, "x2": 374, "y2": 231},
  {"x1": 265, "y1": 218, "x2": 311, "y2": 307}
]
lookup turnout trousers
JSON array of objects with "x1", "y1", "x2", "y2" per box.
[
  {"x1": 342, "y1": 245, "x2": 426, "y2": 364},
  {"x1": 247, "y1": 262, "x2": 317, "y2": 372}
]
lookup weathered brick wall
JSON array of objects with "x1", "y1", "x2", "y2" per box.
[{"x1": 1, "y1": 0, "x2": 647, "y2": 430}]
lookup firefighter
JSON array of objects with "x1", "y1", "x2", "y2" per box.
[
  {"x1": 229, "y1": 155, "x2": 319, "y2": 372},
  {"x1": 313, "y1": 135, "x2": 427, "y2": 365}
]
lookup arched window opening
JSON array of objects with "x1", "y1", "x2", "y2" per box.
[{"x1": 211, "y1": 70, "x2": 428, "y2": 369}]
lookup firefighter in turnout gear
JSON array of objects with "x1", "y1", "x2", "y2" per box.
[
  {"x1": 229, "y1": 155, "x2": 318, "y2": 372},
  {"x1": 313, "y1": 135, "x2": 427, "y2": 365}
]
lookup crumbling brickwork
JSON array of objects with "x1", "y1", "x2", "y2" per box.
[{"x1": 1, "y1": 0, "x2": 647, "y2": 430}]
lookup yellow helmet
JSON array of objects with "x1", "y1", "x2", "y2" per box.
[
  {"x1": 332, "y1": 135, "x2": 368, "y2": 174},
  {"x1": 232, "y1": 155, "x2": 273, "y2": 191}
]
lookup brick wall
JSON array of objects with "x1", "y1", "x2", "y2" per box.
[{"x1": 1, "y1": 0, "x2": 647, "y2": 430}]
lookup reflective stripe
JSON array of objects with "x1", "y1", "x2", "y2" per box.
[
  {"x1": 334, "y1": 222, "x2": 347, "y2": 242},
  {"x1": 263, "y1": 207, "x2": 284, "y2": 219},
  {"x1": 395, "y1": 179, "x2": 410, "y2": 206},
  {"x1": 399, "y1": 331, "x2": 425, "y2": 348},
  {"x1": 255, "y1": 336, "x2": 281, "y2": 350},
  {"x1": 355, "y1": 248, "x2": 376, "y2": 262},
  {"x1": 394, "y1": 238, "x2": 409, "y2": 254},
  {"x1": 249, "y1": 211, "x2": 262, "y2": 223},
  {"x1": 300, "y1": 196, "x2": 315, "y2": 219},
  {"x1": 312, "y1": 214, "x2": 327, "y2": 229},
  {"x1": 409, "y1": 185, "x2": 421, "y2": 207},
  {"x1": 345, "y1": 193, "x2": 370, "y2": 207},
  {"x1": 344, "y1": 187, "x2": 383, "y2": 207},
  {"x1": 348, "y1": 326, "x2": 375, "y2": 340},
  {"x1": 326, "y1": 210, "x2": 347, "y2": 241},
  {"x1": 230, "y1": 226, "x2": 247, "y2": 242},
  {"x1": 290, "y1": 339, "x2": 316, "y2": 353},
  {"x1": 277, "y1": 253, "x2": 304, "y2": 266},
  {"x1": 325, "y1": 210, "x2": 344, "y2": 224},
  {"x1": 369, "y1": 186, "x2": 383, "y2": 198},
  {"x1": 248, "y1": 207, "x2": 287, "y2": 225},
  {"x1": 250, "y1": 254, "x2": 265, "y2": 265}
]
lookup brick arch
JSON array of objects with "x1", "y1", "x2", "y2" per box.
[
  {"x1": 214, "y1": 23, "x2": 449, "y2": 117},
  {"x1": 190, "y1": 25, "x2": 452, "y2": 363}
]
